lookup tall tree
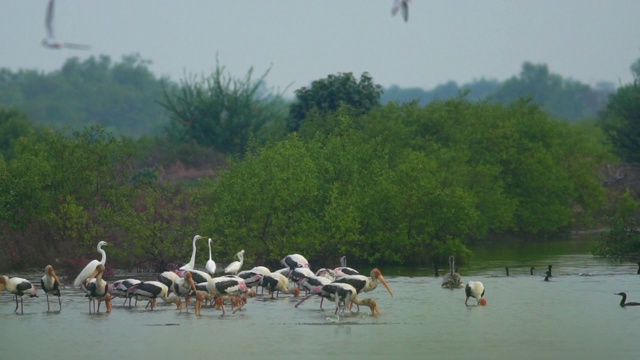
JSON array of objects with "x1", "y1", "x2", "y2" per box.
[{"x1": 289, "y1": 72, "x2": 382, "y2": 131}]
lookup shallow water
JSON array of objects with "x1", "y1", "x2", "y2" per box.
[{"x1": 2, "y1": 241, "x2": 640, "y2": 359}]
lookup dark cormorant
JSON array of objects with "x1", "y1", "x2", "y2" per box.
[{"x1": 615, "y1": 292, "x2": 640, "y2": 307}]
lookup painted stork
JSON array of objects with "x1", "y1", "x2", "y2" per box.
[
  {"x1": 441, "y1": 256, "x2": 463, "y2": 289},
  {"x1": 205, "y1": 276, "x2": 250, "y2": 315},
  {"x1": 464, "y1": 281, "x2": 485, "y2": 306},
  {"x1": 237, "y1": 270, "x2": 265, "y2": 289},
  {"x1": 73, "y1": 241, "x2": 108, "y2": 287},
  {"x1": 158, "y1": 271, "x2": 180, "y2": 293},
  {"x1": 281, "y1": 254, "x2": 310, "y2": 270},
  {"x1": 315, "y1": 268, "x2": 337, "y2": 281},
  {"x1": 173, "y1": 271, "x2": 197, "y2": 313},
  {"x1": 41, "y1": 265, "x2": 62, "y2": 311},
  {"x1": 333, "y1": 268, "x2": 394, "y2": 297},
  {"x1": 111, "y1": 279, "x2": 142, "y2": 307},
  {"x1": 224, "y1": 250, "x2": 245, "y2": 275},
  {"x1": 180, "y1": 235, "x2": 206, "y2": 271},
  {"x1": 294, "y1": 275, "x2": 332, "y2": 309},
  {"x1": 0, "y1": 276, "x2": 38, "y2": 314},
  {"x1": 84, "y1": 263, "x2": 109, "y2": 314},
  {"x1": 334, "y1": 256, "x2": 359, "y2": 276},
  {"x1": 316, "y1": 283, "x2": 380, "y2": 316},
  {"x1": 187, "y1": 268, "x2": 212, "y2": 285},
  {"x1": 128, "y1": 281, "x2": 181, "y2": 310},
  {"x1": 259, "y1": 273, "x2": 300, "y2": 299},
  {"x1": 205, "y1": 238, "x2": 216, "y2": 275}
]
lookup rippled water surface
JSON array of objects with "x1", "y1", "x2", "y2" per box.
[{"x1": 2, "y1": 238, "x2": 640, "y2": 359}]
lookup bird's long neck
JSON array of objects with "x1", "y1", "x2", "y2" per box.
[
  {"x1": 450, "y1": 257, "x2": 455, "y2": 275},
  {"x1": 98, "y1": 244, "x2": 106, "y2": 265},
  {"x1": 208, "y1": 240, "x2": 213, "y2": 259},
  {"x1": 188, "y1": 237, "x2": 198, "y2": 268},
  {"x1": 619, "y1": 294, "x2": 627, "y2": 306}
]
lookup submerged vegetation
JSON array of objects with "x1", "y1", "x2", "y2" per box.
[{"x1": 0, "y1": 55, "x2": 638, "y2": 273}]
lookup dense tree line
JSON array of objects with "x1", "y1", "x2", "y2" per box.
[
  {"x1": 382, "y1": 62, "x2": 613, "y2": 122},
  {"x1": 0, "y1": 56, "x2": 638, "y2": 273},
  {"x1": 0, "y1": 54, "x2": 173, "y2": 137}
]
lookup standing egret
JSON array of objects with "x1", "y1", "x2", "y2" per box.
[
  {"x1": 205, "y1": 238, "x2": 216, "y2": 275},
  {"x1": 180, "y1": 235, "x2": 206, "y2": 271},
  {"x1": 73, "y1": 241, "x2": 108, "y2": 287},
  {"x1": 224, "y1": 250, "x2": 245, "y2": 275}
]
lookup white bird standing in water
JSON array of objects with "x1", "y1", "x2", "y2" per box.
[
  {"x1": 41, "y1": 0, "x2": 90, "y2": 50},
  {"x1": 391, "y1": 0, "x2": 410, "y2": 22},
  {"x1": 206, "y1": 238, "x2": 216, "y2": 275},
  {"x1": 180, "y1": 235, "x2": 206, "y2": 271},
  {"x1": 73, "y1": 241, "x2": 108, "y2": 287},
  {"x1": 225, "y1": 250, "x2": 245, "y2": 275}
]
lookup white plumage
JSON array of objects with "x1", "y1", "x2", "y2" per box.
[
  {"x1": 180, "y1": 235, "x2": 206, "y2": 271},
  {"x1": 465, "y1": 281, "x2": 485, "y2": 306},
  {"x1": 73, "y1": 241, "x2": 108, "y2": 287},
  {"x1": 224, "y1": 250, "x2": 245, "y2": 275},
  {"x1": 205, "y1": 238, "x2": 216, "y2": 275}
]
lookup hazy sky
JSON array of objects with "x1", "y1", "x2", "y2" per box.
[{"x1": 2, "y1": 1, "x2": 640, "y2": 97}]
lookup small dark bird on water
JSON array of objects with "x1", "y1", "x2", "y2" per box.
[
  {"x1": 530, "y1": 266, "x2": 535, "y2": 275},
  {"x1": 615, "y1": 292, "x2": 640, "y2": 307},
  {"x1": 544, "y1": 271, "x2": 551, "y2": 282}
]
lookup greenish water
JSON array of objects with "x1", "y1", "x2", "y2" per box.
[{"x1": 1, "y1": 237, "x2": 639, "y2": 359}]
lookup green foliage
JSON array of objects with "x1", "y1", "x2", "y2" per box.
[
  {"x1": 593, "y1": 189, "x2": 640, "y2": 258},
  {"x1": 492, "y1": 62, "x2": 609, "y2": 121},
  {"x1": 289, "y1": 72, "x2": 382, "y2": 131},
  {"x1": 0, "y1": 106, "x2": 33, "y2": 160},
  {"x1": 160, "y1": 61, "x2": 288, "y2": 154},
  {"x1": 599, "y1": 81, "x2": 640, "y2": 164},
  {"x1": 0, "y1": 54, "x2": 173, "y2": 137}
]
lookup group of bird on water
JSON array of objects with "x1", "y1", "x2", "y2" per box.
[
  {"x1": 1, "y1": 236, "x2": 399, "y2": 316},
  {"x1": 4, "y1": 235, "x2": 639, "y2": 315}
]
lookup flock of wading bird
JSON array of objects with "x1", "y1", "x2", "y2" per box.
[{"x1": 6, "y1": 235, "x2": 638, "y2": 315}]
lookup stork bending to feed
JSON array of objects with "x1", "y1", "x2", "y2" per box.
[
  {"x1": 281, "y1": 254, "x2": 310, "y2": 270},
  {"x1": 128, "y1": 281, "x2": 181, "y2": 310},
  {"x1": 441, "y1": 256, "x2": 463, "y2": 288},
  {"x1": 73, "y1": 241, "x2": 108, "y2": 287},
  {"x1": 0, "y1": 276, "x2": 38, "y2": 314},
  {"x1": 41, "y1": 265, "x2": 62, "y2": 311},
  {"x1": 111, "y1": 279, "x2": 142, "y2": 307},
  {"x1": 204, "y1": 276, "x2": 251, "y2": 316},
  {"x1": 260, "y1": 273, "x2": 300, "y2": 299},
  {"x1": 312, "y1": 283, "x2": 381, "y2": 316},
  {"x1": 464, "y1": 281, "x2": 486, "y2": 306},
  {"x1": 294, "y1": 275, "x2": 332, "y2": 309}
]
